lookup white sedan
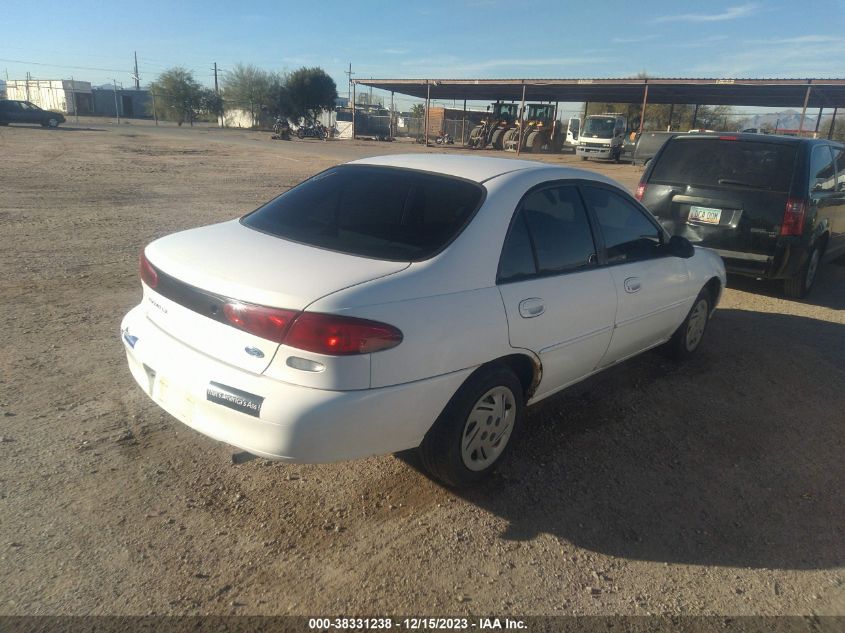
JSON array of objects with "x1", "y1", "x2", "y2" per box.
[{"x1": 121, "y1": 154, "x2": 725, "y2": 487}]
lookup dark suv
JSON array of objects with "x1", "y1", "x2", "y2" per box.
[
  {"x1": 0, "y1": 100, "x2": 66, "y2": 128},
  {"x1": 636, "y1": 134, "x2": 845, "y2": 298}
]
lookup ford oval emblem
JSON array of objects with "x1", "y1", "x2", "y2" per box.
[{"x1": 244, "y1": 346, "x2": 265, "y2": 358}]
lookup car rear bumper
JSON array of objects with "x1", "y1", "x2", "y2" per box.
[{"x1": 121, "y1": 305, "x2": 470, "y2": 463}]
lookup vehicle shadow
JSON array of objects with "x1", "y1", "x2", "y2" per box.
[
  {"x1": 727, "y1": 254, "x2": 845, "y2": 311},
  {"x1": 403, "y1": 308, "x2": 845, "y2": 570}
]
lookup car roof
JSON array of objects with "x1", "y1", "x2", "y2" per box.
[{"x1": 349, "y1": 153, "x2": 612, "y2": 184}]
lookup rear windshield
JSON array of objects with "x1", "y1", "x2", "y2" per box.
[
  {"x1": 650, "y1": 138, "x2": 798, "y2": 191},
  {"x1": 242, "y1": 165, "x2": 484, "y2": 261}
]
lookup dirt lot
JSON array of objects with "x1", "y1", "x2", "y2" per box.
[{"x1": 0, "y1": 121, "x2": 843, "y2": 618}]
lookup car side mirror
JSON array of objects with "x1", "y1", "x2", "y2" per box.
[{"x1": 667, "y1": 235, "x2": 695, "y2": 258}]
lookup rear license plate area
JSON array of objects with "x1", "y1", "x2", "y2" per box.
[{"x1": 688, "y1": 205, "x2": 722, "y2": 225}]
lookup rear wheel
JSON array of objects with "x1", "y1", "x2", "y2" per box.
[
  {"x1": 419, "y1": 365, "x2": 524, "y2": 487},
  {"x1": 784, "y1": 245, "x2": 821, "y2": 299},
  {"x1": 665, "y1": 288, "x2": 712, "y2": 360},
  {"x1": 580, "y1": 155, "x2": 588, "y2": 161}
]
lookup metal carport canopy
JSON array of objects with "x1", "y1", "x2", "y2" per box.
[{"x1": 352, "y1": 78, "x2": 845, "y2": 108}]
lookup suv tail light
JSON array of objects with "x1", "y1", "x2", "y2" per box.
[
  {"x1": 223, "y1": 302, "x2": 403, "y2": 354},
  {"x1": 286, "y1": 313, "x2": 403, "y2": 355},
  {"x1": 139, "y1": 251, "x2": 158, "y2": 289},
  {"x1": 634, "y1": 182, "x2": 647, "y2": 201},
  {"x1": 223, "y1": 302, "x2": 298, "y2": 344},
  {"x1": 780, "y1": 198, "x2": 807, "y2": 236}
]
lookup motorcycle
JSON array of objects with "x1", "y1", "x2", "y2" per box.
[
  {"x1": 296, "y1": 120, "x2": 327, "y2": 140},
  {"x1": 435, "y1": 132, "x2": 454, "y2": 145},
  {"x1": 271, "y1": 116, "x2": 291, "y2": 140}
]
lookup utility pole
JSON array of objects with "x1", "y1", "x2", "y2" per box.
[
  {"x1": 344, "y1": 63, "x2": 354, "y2": 104},
  {"x1": 212, "y1": 62, "x2": 223, "y2": 128},
  {"x1": 71, "y1": 75, "x2": 78, "y2": 124},
  {"x1": 133, "y1": 51, "x2": 140, "y2": 90},
  {"x1": 113, "y1": 79, "x2": 120, "y2": 125}
]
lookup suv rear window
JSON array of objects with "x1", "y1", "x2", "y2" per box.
[
  {"x1": 242, "y1": 165, "x2": 484, "y2": 261},
  {"x1": 649, "y1": 138, "x2": 797, "y2": 192}
]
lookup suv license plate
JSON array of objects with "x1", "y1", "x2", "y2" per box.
[{"x1": 689, "y1": 206, "x2": 722, "y2": 224}]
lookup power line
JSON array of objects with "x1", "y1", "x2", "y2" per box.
[{"x1": 0, "y1": 57, "x2": 129, "y2": 74}]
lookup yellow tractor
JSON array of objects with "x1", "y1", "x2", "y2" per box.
[
  {"x1": 468, "y1": 102, "x2": 519, "y2": 149},
  {"x1": 503, "y1": 103, "x2": 562, "y2": 153}
]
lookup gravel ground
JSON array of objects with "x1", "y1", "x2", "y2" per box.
[{"x1": 0, "y1": 121, "x2": 843, "y2": 618}]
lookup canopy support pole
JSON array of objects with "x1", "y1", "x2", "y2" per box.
[
  {"x1": 516, "y1": 83, "x2": 527, "y2": 157},
  {"x1": 424, "y1": 81, "x2": 431, "y2": 147},
  {"x1": 638, "y1": 83, "x2": 649, "y2": 136},
  {"x1": 798, "y1": 84, "x2": 812, "y2": 136}
]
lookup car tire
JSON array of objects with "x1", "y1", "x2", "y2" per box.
[
  {"x1": 0, "y1": 122, "x2": 8, "y2": 126},
  {"x1": 665, "y1": 287, "x2": 712, "y2": 361},
  {"x1": 46, "y1": 117, "x2": 60, "y2": 128},
  {"x1": 580, "y1": 156, "x2": 588, "y2": 161},
  {"x1": 419, "y1": 365, "x2": 524, "y2": 487},
  {"x1": 783, "y1": 245, "x2": 821, "y2": 299}
]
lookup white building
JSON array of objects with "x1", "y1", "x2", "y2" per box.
[{"x1": 6, "y1": 79, "x2": 93, "y2": 114}]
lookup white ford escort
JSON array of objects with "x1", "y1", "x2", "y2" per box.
[{"x1": 121, "y1": 155, "x2": 725, "y2": 486}]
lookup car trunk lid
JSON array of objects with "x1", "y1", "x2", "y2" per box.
[{"x1": 141, "y1": 220, "x2": 409, "y2": 373}]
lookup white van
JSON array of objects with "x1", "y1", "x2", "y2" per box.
[{"x1": 576, "y1": 114, "x2": 627, "y2": 162}]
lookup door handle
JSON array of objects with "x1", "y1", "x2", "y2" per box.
[
  {"x1": 518, "y1": 298, "x2": 545, "y2": 318},
  {"x1": 624, "y1": 277, "x2": 642, "y2": 294}
]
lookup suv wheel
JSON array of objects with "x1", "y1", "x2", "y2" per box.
[
  {"x1": 419, "y1": 365, "x2": 524, "y2": 487},
  {"x1": 784, "y1": 245, "x2": 820, "y2": 299}
]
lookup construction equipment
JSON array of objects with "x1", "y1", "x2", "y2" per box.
[
  {"x1": 503, "y1": 103, "x2": 562, "y2": 153},
  {"x1": 468, "y1": 102, "x2": 519, "y2": 149}
]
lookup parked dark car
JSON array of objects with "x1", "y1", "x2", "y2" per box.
[
  {"x1": 632, "y1": 131, "x2": 677, "y2": 166},
  {"x1": 636, "y1": 133, "x2": 845, "y2": 298},
  {"x1": 0, "y1": 100, "x2": 66, "y2": 127}
]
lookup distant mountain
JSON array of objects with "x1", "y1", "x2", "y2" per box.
[{"x1": 738, "y1": 109, "x2": 830, "y2": 131}]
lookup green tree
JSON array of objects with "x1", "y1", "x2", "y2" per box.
[
  {"x1": 410, "y1": 103, "x2": 426, "y2": 118},
  {"x1": 222, "y1": 64, "x2": 273, "y2": 127},
  {"x1": 266, "y1": 72, "x2": 296, "y2": 120},
  {"x1": 286, "y1": 67, "x2": 338, "y2": 120},
  {"x1": 199, "y1": 88, "x2": 223, "y2": 121},
  {"x1": 149, "y1": 67, "x2": 203, "y2": 125}
]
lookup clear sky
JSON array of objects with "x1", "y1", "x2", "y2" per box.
[{"x1": 2, "y1": 0, "x2": 844, "y2": 111}]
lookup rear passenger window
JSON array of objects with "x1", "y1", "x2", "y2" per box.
[
  {"x1": 521, "y1": 186, "x2": 597, "y2": 274},
  {"x1": 498, "y1": 185, "x2": 598, "y2": 283},
  {"x1": 810, "y1": 146, "x2": 836, "y2": 193},
  {"x1": 582, "y1": 186, "x2": 662, "y2": 264},
  {"x1": 498, "y1": 212, "x2": 536, "y2": 282}
]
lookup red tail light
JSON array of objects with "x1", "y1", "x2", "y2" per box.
[
  {"x1": 286, "y1": 313, "x2": 403, "y2": 355},
  {"x1": 223, "y1": 302, "x2": 298, "y2": 343},
  {"x1": 719, "y1": 135, "x2": 738, "y2": 141},
  {"x1": 634, "y1": 182, "x2": 647, "y2": 201},
  {"x1": 139, "y1": 251, "x2": 158, "y2": 289},
  {"x1": 780, "y1": 198, "x2": 807, "y2": 236}
]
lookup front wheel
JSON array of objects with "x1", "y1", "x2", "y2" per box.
[
  {"x1": 419, "y1": 366, "x2": 524, "y2": 487},
  {"x1": 665, "y1": 288, "x2": 712, "y2": 360},
  {"x1": 46, "y1": 117, "x2": 60, "y2": 128}
]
